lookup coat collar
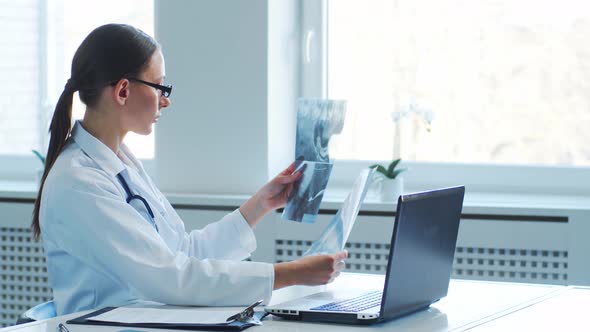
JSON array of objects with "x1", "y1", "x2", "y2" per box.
[{"x1": 71, "y1": 120, "x2": 126, "y2": 177}]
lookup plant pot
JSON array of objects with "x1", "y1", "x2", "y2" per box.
[{"x1": 380, "y1": 177, "x2": 404, "y2": 201}]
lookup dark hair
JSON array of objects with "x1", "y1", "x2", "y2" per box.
[{"x1": 32, "y1": 24, "x2": 159, "y2": 240}]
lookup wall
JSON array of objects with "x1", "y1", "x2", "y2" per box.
[
  {"x1": 155, "y1": 0, "x2": 268, "y2": 195},
  {"x1": 155, "y1": 0, "x2": 300, "y2": 195},
  {"x1": 267, "y1": 0, "x2": 300, "y2": 179}
]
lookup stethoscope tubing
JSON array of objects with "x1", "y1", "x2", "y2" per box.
[{"x1": 116, "y1": 173, "x2": 159, "y2": 232}]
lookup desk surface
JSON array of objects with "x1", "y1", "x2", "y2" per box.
[
  {"x1": 467, "y1": 286, "x2": 590, "y2": 331},
  {"x1": 0, "y1": 273, "x2": 576, "y2": 332}
]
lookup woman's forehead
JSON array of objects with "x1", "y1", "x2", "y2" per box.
[{"x1": 143, "y1": 51, "x2": 165, "y2": 78}]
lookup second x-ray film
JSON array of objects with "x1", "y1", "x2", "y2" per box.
[
  {"x1": 305, "y1": 168, "x2": 375, "y2": 255},
  {"x1": 282, "y1": 160, "x2": 334, "y2": 224}
]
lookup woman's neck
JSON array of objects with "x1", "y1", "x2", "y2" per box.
[{"x1": 81, "y1": 108, "x2": 126, "y2": 155}]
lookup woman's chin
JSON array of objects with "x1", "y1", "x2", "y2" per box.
[{"x1": 133, "y1": 126, "x2": 153, "y2": 136}]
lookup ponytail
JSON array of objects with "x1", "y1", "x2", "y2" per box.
[
  {"x1": 31, "y1": 23, "x2": 159, "y2": 240},
  {"x1": 31, "y1": 81, "x2": 75, "y2": 240}
]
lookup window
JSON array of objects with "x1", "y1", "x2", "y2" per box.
[
  {"x1": 0, "y1": 0, "x2": 154, "y2": 180},
  {"x1": 302, "y1": 0, "x2": 590, "y2": 194}
]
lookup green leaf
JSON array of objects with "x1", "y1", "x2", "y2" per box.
[
  {"x1": 32, "y1": 149, "x2": 46, "y2": 165},
  {"x1": 369, "y1": 164, "x2": 389, "y2": 177},
  {"x1": 386, "y1": 158, "x2": 402, "y2": 177}
]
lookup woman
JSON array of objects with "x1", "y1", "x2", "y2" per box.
[{"x1": 32, "y1": 24, "x2": 346, "y2": 316}]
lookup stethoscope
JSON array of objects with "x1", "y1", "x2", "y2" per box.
[{"x1": 116, "y1": 173, "x2": 159, "y2": 233}]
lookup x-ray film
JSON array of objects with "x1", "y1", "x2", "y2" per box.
[
  {"x1": 304, "y1": 168, "x2": 375, "y2": 255},
  {"x1": 282, "y1": 160, "x2": 333, "y2": 224},
  {"x1": 295, "y1": 99, "x2": 346, "y2": 163}
]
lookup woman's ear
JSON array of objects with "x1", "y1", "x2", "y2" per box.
[{"x1": 113, "y1": 79, "x2": 130, "y2": 105}]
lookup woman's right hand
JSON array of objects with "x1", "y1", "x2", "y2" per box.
[{"x1": 273, "y1": 251, "x2": 347, "y2": 290}]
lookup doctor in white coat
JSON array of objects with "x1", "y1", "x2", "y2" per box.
[{"x1": 32, "y1": 24, "x2": 346, "y2": 316}]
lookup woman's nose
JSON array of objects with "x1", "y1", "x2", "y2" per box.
[{"x1": 159, "y1": 95, "x2": 171, "y2": 109}]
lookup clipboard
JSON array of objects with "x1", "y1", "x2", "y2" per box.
[{"x1": 66, "y1": 300, "x2": 269, "y2": 331}]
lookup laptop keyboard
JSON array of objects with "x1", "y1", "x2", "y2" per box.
[{"x1": 310, "y1": 290, "x2": 383, "y2": 312}]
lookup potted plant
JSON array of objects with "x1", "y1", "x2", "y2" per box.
[{"x1": 370, "y1": 158, "x2": 407, "y2": 201}]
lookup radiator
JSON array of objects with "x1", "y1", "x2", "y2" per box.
[
  {"x1": 274, "y1": 211, "x2": 570, "y2": 285},
  {"x1": 0, "y1": 227, "x2": 51, "y2": 327}
]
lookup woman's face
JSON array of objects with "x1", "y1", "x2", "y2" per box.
[{"x1": 124, "y1": 50, "x2": 170, "y2": 135}]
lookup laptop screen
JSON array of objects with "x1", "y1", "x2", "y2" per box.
[{"x1": 380, "y1": 186, "x2": 465, "y2": 320}]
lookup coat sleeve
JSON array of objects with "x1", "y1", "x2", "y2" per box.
[
  {"x1": 41, "y1": 167, "x2": 274, "y2": 306},
  {"x1": 158, "y1": 192, "x2": 257, "y2": 260}
]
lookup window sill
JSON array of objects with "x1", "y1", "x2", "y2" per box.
[
  {"x1": 0, "y1": 180, "x2": 39, "y2": 200},
  {"x1": 1, "y1": 180, "x2": 589, "y2": 213}
]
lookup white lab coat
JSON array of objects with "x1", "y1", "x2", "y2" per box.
[{"x1": 40, "y1": 121, "x2": 274, "y2": 315}]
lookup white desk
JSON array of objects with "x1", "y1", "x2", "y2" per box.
[
  {"x1": 467, "y1": 286, "x2": 590, "y2": 331},
  {"x1": 0, "y1": 273, "x2": 579, "y2": 332}
]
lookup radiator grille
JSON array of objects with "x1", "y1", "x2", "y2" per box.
[
  {"x1": 453, "y1": 246, "x2": 568, "y2": 284},
  {"x1": 275, "y1": 239, "x2": 391, "y2": 273},
  {"x1": 275, "y1": 240, "x2": 569, "y2": 284},
  {"x1": 0, "y1": 227, "x2": 52, "y2": 327}
]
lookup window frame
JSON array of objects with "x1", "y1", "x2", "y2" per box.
[{"x1": 301, "y1": 0, "x2": 590, "y2": 196}]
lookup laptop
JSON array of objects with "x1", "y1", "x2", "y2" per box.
[{"x1": 265, "y1": 186, "x2": 465, "y2": 324}]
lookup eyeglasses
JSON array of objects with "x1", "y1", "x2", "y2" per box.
[{"x1": 128, "y1": 78, "x2": 173, "y2": 98}]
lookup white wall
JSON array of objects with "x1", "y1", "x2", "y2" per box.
[
  {"x1": 156, "y1": 1, "x2": 268, "y2": 195},
  {"x1": 155, "y1": 0, "x2": 300, "y2": 195},
  {"x1": 267, "y1": 1, "x2": 300, "y2": 180}
]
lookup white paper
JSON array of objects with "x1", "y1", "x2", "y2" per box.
[
  {"x1": 305, "y1": 168, "x2": 375, "y2": 255},
  {"x1": 88, "y1": 307, "x2": 235, "y2": 325}
]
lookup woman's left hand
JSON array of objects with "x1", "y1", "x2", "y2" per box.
[{"x1": 239, "y1": 162, "x2": 302, "y2": 228}]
